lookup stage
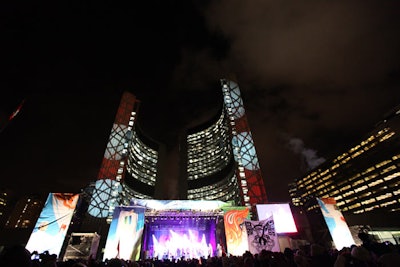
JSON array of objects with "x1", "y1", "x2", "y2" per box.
[{"x1": 143, "y1": 210, "x2": 222, "y2": 260}]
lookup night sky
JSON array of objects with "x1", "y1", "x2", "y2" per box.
[{"x1": 1, "y1": 1, "x2": 400, "y2": 202}]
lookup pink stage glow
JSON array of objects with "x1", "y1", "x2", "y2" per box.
[
  {"x1": 143, "y1": 216, "x2": 217, "y2": 260},
  {"x1": 151, "y1": 229, "x2": 212, "y2": 260},
  {"x1": 256, "y1": 204, "x2": 298, "y2": 233}
]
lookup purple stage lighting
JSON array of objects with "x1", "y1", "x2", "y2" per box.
[{"x1": 143, "y1": 215, "x2": 217, "y2": 260}]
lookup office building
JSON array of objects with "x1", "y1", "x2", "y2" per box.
[
  {"x1": 4, "y1": 195, "x2": 44, "y2": 229},
  {"x1": 0, "y1": 189, "x2": 13, "y2": 228},
  {"x1": 290, "y1": 105, "x2": 400, "y2": 228}
]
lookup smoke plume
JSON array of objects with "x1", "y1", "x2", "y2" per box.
[{"x1": 288, "y1": 137, "x2": 325, "y2": 171}]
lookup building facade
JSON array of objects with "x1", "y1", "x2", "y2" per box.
[
  {"x1": 4, "y1": 195, "x2": 44, "y2": 229},
  {"x1": 290, "y1": 105, "x2": 400, "y2": 227},
  {"x1": 88, "y1": 79, "x2": 268, "y2": 220},
  {"x1": 0, "y1": 189, "x2": 13, "y2": 229}
]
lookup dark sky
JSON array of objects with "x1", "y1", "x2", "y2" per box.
[{"x1": 1, "y1": 1, "x2": 400, "y2": 203}]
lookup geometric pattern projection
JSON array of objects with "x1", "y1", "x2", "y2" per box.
[
  {"x1": 88, "y1": 179, "x2": 121, "y2": 218},
  {"x1": 97, "y1": 124, "x2": 129, "y2": 181},
  {"x1": 104, "y1": 123, "x2": 128, "y2": 161},
  {"x1": 97, "y1": 159, "x2": 120, "y2": 183},
  {"x1": 89, "y1": 92, "x2": 138, "y2": 218},
  {"x1": 244, "y1": 169, "x2": 267, "y2": 205},
  {"x1": 221, "y1": 79, "x2": 268, "y2": 207},
  {"x1": 232, "y1": 132, "x2": 260, "y2": 170},
  {"x1": 223, "y1": 81, "x2": 245, "y2": 119}
]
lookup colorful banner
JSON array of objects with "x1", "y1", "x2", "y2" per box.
[
  {"x1": 244, "y1": 216, "x2": 280, "y2": 253},
  {"x1": 317, "y1": 197, "x2": 355, "y2": 250},
  {"x1": 25, "y1": 193, "x2": 79, "y2": 257},
  {"x1": 223, "y1": 208, "x2": 250, "y2": 256},
  {"x1": 256, "y1": 203, "x2": 297, "y2": 233},
  {"x1": 103, "y1": 206, "x2": 145, "y2": 261}
]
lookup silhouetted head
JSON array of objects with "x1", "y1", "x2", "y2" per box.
[
  {"x1": 107, "y1": 258, "x2": 127, "y2": 267},
  {"x1": 0, "y1": 245, "x2": 32, "y2": 267}
]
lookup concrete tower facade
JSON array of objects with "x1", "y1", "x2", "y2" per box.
[{"x1": 88, "y1": 79, "x2": 268, "y2": 219}]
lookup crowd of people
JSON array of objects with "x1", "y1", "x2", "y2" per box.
[{"x1": 1, "y1": 236, "x2": 400, "y2": 267}]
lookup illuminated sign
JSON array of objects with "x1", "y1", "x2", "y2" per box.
[{"x1": 256, "y1": 203, "x2": 298, "y2": 233}]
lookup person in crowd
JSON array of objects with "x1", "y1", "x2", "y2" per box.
[
  {"x1": 293, "y1": 248, "x2": 311, "y2": 267},
  {"x1": 2, "y1": 240, "x2": 399, "y2": 267},
  {"x1": 309, "y1": 243, "x2": 334, "y2": 267},
  {"x1": 373, "y1": 242, "x2": 400, "y2": 267},
  {"x1": 0, "y1": 244, "x2": 32, "y2": 267},
  {"x1": 350, "y1": 245, "x2": 374, "y2": 266},
  {"x1": 282, "y1": 248, "x2": 296, "y2": 267}
]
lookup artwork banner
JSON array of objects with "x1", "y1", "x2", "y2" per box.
[
  {"x1": 223, "y1": 208, "x2": 250, "y2": 256},
  {"x1": 244, "y1": 216, "x2": 280, "y2": 253},
  {"x1": 317, "y1": 197, "x2": 355, "y2": 250},
  {"x1": 25, "y1": 193, "x2": 79, "y2": 257},
  {"x1": 103, "y1": 206, "x2": 145, "y2": 261}
]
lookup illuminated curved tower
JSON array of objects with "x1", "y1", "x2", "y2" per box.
[
  {"x1": 88, "y1": 79, "x2": 268, "y2": 220},
  {"x1": 88, "y1": 92, "x2": 159, "y2": 219},
  {"x1": 184, "y1": 110, "x2": 240, "y2": 203},
  {"x1": 221, "y1": 79, "x2": 268, "y2": 207},
  {"x1": 184, "y1": 79, "x2": 268, "y2": 210}
]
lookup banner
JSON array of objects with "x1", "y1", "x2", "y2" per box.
[
  {"x1": 256, "y1": 203, "x2": 297, "y2": 233},
  {"x1": 103, "y1": 206, "x2": 145, "y2": 261},
  {"x1": 25, "y1": 193, "x2": 79, "y2": 257},
  {"x1": 317, "y1": 197, "x2": 355, "y2": 250},
  {"x1": 244, "y1": 216, "x2": 280, "y2": 253},
  {"x1": 223, "y1": 208, "x2": 250, "y2": 256}
]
